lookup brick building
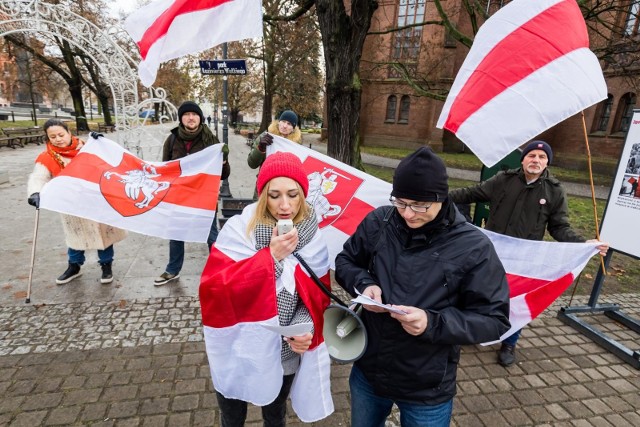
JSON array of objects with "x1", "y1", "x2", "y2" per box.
[{"x1": 358, "y1": 0, "x2": 640, "y2": 169}]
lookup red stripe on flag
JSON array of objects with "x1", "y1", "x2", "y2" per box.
[
  {"x1": 444, "y1": 0, "x2": 587, "y2": 132},
  {"x1": 163, "y1": 174, "x2": 220, "y2": 210},
  {"x1": 62, "y1": 152, "x2": 219, "y2": 211},
  {"x1": 200, "y1": 247, "x2": 277, "y2": 327},
  {"x1": 138, "y1": 0, "x2": 233, "y2": 59},
  {"x1": 294, "y1": 267, "x2": 330, "y2": 350},
  {"x1": 506, "y1": 272, "x2": 575, "y2": 319},
  {"x1": 329, "y1": 197, "x2": 375, "y2": 236}
]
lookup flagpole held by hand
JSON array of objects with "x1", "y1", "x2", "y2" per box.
[{"x1": 26, "y1": 208, "x2": 40, "y2": 304}]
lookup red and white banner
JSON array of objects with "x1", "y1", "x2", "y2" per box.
[
  {"x1": 124, "y1": 0, "x2": 263, "y2": 87},
  {"x1": 267, "y1": 136, "x2": 392, "y2": 268},
  {"x1": 480, "y1": 229, "x2": 600, "y2": 345},
  {"x1": 436, "y1": 0, "x2": 607, "y2": 167},
  {"x1": 40, "y1": 135, "x2": 223, "y2": 243},
  {"x1": 266, "y1": 138, "x2": 600, "y2": 341},
  {"x1": 200, "y1": 204, "x2": 333, "y2": 422}
]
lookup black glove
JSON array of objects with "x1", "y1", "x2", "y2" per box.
[
  {"x1": 258, "y1": 134, "x2": 274, "y2": 152},
  {"x1": 90, "y1": 131, "x2": 104, "y2": 139},
  {"x1": 28, "y1": 193, "x2": 40, "y2": 209}
]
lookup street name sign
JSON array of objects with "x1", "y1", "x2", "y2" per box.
[{"x1": 199, "y1": 60, "x2": 247, "y2": 75}]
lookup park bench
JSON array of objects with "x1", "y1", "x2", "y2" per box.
[
  {"x1": 97, "y1": 122, "x2": 116, "y2": 133},
  {"x1": 0, "y1": 127, "x2": 43, "y2": 149}
]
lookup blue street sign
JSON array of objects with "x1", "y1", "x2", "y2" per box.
[{"x1": 199, "y1": 60, "x2": 247, "y2": 75}]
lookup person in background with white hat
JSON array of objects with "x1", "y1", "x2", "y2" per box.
[{"x1": 450, "y1": 140, "x2": 608, "y2": 367}]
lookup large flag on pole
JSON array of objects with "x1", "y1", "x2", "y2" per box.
[
  {"x1": 39, "y1": 135, "x2": 224, "y2": 242},
  {"x1": 124, "y1": 0, "x2": 263, "y2": 87},
  {"x1": 267, "y1": 137, "x2": 600, "y2": 340},
  {"x1": 436, "y1": 0, "x2": 607, "y2": 167}
]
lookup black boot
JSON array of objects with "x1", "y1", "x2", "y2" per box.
[
  {"x1": 498, "y1": 343, "x2": 516, "y2": 367},
  {"x1": 100, "y1": 262, "x2": 113, "y2": 284},
  {"x1": 56, "y1": 263, "x2": 82, "y2": 285}
]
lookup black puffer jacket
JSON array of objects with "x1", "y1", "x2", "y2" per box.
[
  {"x1": 335, "y1": 204, "x2": 510, "y2": 404},
  {"x1": 449, "y1": 168, "x2": 584, "y2": 242}
]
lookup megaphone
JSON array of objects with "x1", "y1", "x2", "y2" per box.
[
  {"x1": 323, "y1": 304, "x2": 367, "y2": 363},
  {"x1": 291, "y1": 252, "x2": 368, "y2": 363}
]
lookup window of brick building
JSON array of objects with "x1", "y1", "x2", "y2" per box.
[
  {"x1": 386, "y1": 95, "x2": 397, "y2": 123},
  {"x1": 592, "y1": 94, "x2": 613, "y2": 132},
  {"x1": 625, "y1": 0, "x2": 640, "y2": 36},
  {"x1": 392, "y1": 0, "x2": 426, "y2": 60},
  {"x1": 615, "y1": 92, "x2": 636, "y2": 133},
  {"x1": 398, "y1": 95, "x2": 410, "y2": 124}
]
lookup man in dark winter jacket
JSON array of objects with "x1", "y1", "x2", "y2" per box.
[
  {"x1": 154, "y1": 100, "x2": 230, "y2": 286},
  {"x1": 335, "y1": 147, "x2": 511, "y2": 427},
  {"x1": 449, "y1": 140, "x2": 608, "y2": 367}
]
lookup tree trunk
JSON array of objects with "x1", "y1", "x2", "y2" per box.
[
  {"x1": 259, "y1": 47, "x2": 276, "y2": 134},
  {"x1": 316, "y1": 0, "x2": 377, "y2": 168}
]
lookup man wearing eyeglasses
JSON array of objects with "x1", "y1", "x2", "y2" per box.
[
  {"x1": 335, "y1": 147, "x2": 511, "y2": 427},
  {"x1": 449, "y1": 140, "x2": 608, "y2": 368}
]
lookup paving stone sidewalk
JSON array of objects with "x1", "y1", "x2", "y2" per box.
[{"x1": 1, "y1": 126, "x2": 638, "y2": 426}]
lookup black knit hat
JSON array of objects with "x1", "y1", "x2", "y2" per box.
[
  {"x1": 520, "y1": 140, "x2": 553, "y2": 165},
  {"x1": 178, "y1": 101, "x2": 204, "y2": 123},
  {"x1": 278, "y1": 110, "x2": 298, "y2": 128},
  {"x1": 391, "y1": 147, "x2": 448, "y2": 202}
]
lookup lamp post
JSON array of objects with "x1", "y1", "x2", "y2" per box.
[{"x1": 219, "y1": 42, "x2": 233, "y2": 198}]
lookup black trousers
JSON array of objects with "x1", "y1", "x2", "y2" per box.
[{"x1": 216, "y1": 374, "x2": 295, "y2": 427}]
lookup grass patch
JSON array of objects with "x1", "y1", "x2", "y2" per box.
[{"x1": 361, "y1": 145, "x2": 612, "y2": 187}]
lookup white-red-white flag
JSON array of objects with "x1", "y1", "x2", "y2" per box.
[
  {"x1": 436, "y1": 0, "x2": 607, "y2": 167},
  {"x1": 39, "y1": 135, "x2": 223, "y2": 242},
  {"x1": 200, "y1": 204, "x2": 334, "y2": 422},
  {"x1": 267, "y1": 136, "x2": 392, "y2": 268},
  {"x1": 480, "y1": 229, "x2": 599, "y2": 345},
  {"x1": 124, "y1": 0, "x2": 263, "y2": 87},
  {"x1": 266, "y1": 139, "x2": 600, "y2": 341}
]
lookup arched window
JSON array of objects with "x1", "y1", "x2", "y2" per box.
[
  {"x1": 398, "y1": 95, "x2": 410, "y2": 124},
  {"x1": 592, "y1": 94, "x2": 613, "y2": 132},
  {"x1": 385, "y1": 95, "x2": 397, "y2": 123},
  {"x1": 615, "y1": 93, "x2": 636, "y2": 133}
]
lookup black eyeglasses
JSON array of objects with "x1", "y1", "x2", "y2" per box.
[{"x1": 389, "y1": 197, "x2": 433, "y2": 213}]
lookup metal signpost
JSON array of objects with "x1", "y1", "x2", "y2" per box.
[{"x1": 199, "y1": 49, "x2": 248, "y2": 198}]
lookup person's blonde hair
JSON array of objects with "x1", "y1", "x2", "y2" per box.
[{"x1": 247, "y1": 180, "x2": 310, "y2": 235}]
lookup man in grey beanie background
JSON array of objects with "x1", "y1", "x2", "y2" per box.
[
  {"x1": 450, "y1": 140, "x2": 608, "y2": 367},
  {"x1": 335, "y1": 146, "x2": 511, "y2": 426}
]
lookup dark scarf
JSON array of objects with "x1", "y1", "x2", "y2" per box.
[{"x1": 177, "y1": 124, "x2": 217, "y2": 151}]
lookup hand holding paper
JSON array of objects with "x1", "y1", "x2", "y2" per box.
[{"x1": 352, "y1": 288, "x2": 407, "y2": 315}]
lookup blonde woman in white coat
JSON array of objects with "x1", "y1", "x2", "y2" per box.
[{"x1": 27, "y1": 119, "x2": 127, "y2": 284}]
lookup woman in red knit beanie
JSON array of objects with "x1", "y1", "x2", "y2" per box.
[{"x1": 199, "y1": 151, "x2": 334, "y2": 425}]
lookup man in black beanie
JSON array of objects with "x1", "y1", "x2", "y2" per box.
[
  {"x1": 154, "y1": 101, "x2": 231, "y2": 286},
  {"x1": 335, "y1": 146, "x2": 511, "y2": 426},
  {"x1": 450, "y1": 140, "x2": 608, "y2": 367}
]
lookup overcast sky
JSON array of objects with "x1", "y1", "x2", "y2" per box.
[{"x1": 108, "y1": 0, "x2": 139, "y2": 18}]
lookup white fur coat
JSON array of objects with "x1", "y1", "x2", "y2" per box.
[{"x1": 28, "y1": 162, "x2": 127, "y2": 250}]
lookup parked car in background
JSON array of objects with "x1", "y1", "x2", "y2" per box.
[{"x1": 138, "y1": 109, "x2": 155, "y2": 119}]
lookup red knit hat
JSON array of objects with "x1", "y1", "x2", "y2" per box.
[{"x1": 256, "y1": 152, "x2": 309, "y2": 197}]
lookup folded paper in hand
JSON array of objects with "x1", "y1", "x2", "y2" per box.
[{"x1": 352, "y1": 288, "x2": 407, "y2": 315}]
